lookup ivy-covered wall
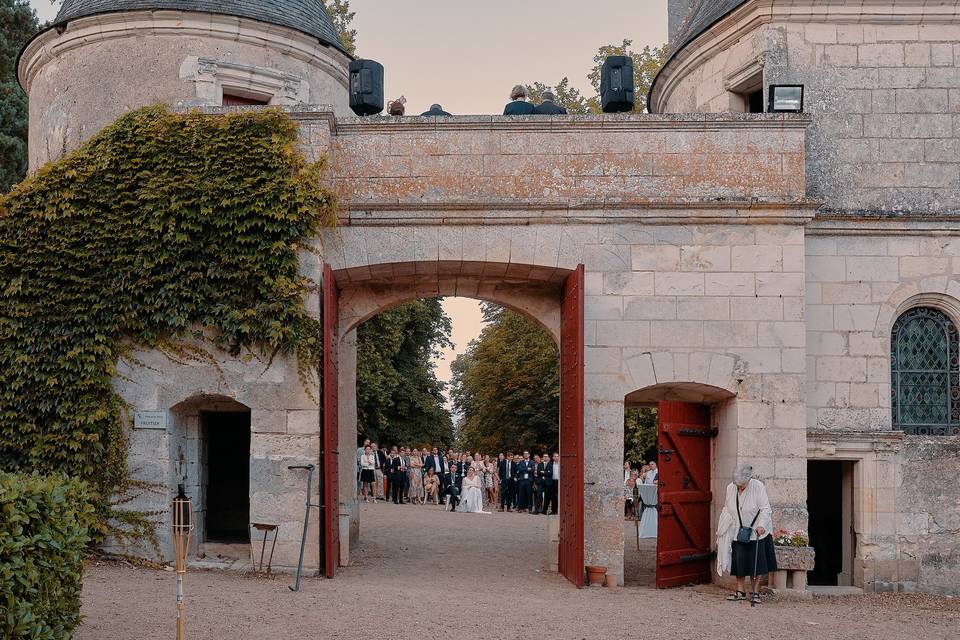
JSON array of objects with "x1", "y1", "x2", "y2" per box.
[{"x1": 0, "y1": 106, "x2": 335, "y2": 539}]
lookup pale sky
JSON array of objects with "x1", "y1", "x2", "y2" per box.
[{"x1": 27, "y1": 0, "x2": 669, "y2": 388}]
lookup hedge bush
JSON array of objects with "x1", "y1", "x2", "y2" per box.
[{"x1": 0, "y1": 472, "x2": 95, "y2": 639}]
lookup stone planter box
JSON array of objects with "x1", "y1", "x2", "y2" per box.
[{"x1": 772, "y1": 545, "x2": 815, "y2": 592}]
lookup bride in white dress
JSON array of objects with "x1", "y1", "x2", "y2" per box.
[{"x1": 457, "y1": 467, "x2": 490, "y2": 514}]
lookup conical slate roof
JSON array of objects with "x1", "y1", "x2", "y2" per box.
[
  {"x1": 672, "y1": 0, "x2": 747, "y2": 52},
  {"x1": 53, "y1": 0, "x2": 348, "y2": 53}
]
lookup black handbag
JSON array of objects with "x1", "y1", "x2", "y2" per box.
[{"x1": 736, "y1": 491, "x2": 760, "y2": 543}]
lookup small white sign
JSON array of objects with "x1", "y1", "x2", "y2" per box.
[{"x1": 134, "y1": 411, "x2": 168, "y2": 430}]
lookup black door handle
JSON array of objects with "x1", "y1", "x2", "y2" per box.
[{"x1": 659, "y1": 448, "x2": 673, "y2": 462}]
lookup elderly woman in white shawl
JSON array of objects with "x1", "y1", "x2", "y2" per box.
[{"x1": 716, "y1": 463, "x2": 777, "y2": 605}]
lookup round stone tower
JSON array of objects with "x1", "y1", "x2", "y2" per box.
[{"x1": 18, "y1": 0, "x2": 352, "y2": 169}]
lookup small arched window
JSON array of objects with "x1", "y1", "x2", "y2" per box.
[{"x1": 891, "y1": 307, "x2": 960, "y2": 435}]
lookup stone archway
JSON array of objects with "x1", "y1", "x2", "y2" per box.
[
  {"x1": 622, "y1": 381, "x2": 737, "y2": 587},
  {"x1": 326, "y1": 258, "x2": 585, "y2": 585},
  {"x1": 169, "y1": 394, "x2": 251, "y2": 556}
]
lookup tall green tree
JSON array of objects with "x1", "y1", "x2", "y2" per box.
[
  {"x1": 356, "y1": 299, "x2": 452, "y2": 447},
  {"x1": 624, "y1": 407, "x2": 658, "y2": 465},
  {"x1": 325, "y1": 0, "x2": 357, "y2": 55},
  {"x1": 0, "y1": 0, "x2": 39, "y2": 192},
  {"x1": 528, "y1": 39, "x2": 668, "y2": 114},
  {"x1": 450, "y1": 304, "x2": 559, "y2": 453}
]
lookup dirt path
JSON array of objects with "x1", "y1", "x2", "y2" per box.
[{"x1": 77, "y1": 501, "x2": 960, "y2": 639}]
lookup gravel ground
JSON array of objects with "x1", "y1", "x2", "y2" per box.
[{"x1": 77, "y1": 501, "x2": 960, "y2": 640}]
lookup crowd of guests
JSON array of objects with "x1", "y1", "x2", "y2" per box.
[
  {"x1": 398, "y1": 85, "x2": 568, "y2": 118},
  {"x1": 357, "y1": 440, "x2": 560, "y2": 515},
  {"x1": 623, "y1": 460, "x2": 658, "y2": 519}
]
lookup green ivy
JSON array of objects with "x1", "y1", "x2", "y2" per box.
[
  {"x1": 0, "y1": 471, "x2": 95, "y2": 639},
  {"x1": 0, "y1": 105, "x2": 335, "y2": 538}
]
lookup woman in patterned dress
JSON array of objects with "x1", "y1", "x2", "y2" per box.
[
  {"x1": 483, "y1": 454, "x2": 496, "y2": 505},
  {"x1": 408, "y1": 449, "x2": 425, "y2": 504},
  {"x1": 472, "y1": 453, "x2": 486, "y2": 505}
]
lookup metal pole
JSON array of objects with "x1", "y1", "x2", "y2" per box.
[{"x1": 288, "y1": 464, "x2": 315, "y2": 592}]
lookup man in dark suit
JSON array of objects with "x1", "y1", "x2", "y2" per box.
[
  {"x1": 387, "y1": 448, "x2": 406, "y2": 504},
  {"x1": 541, "y1": 452, "x2": 560, "y2": 514},
  {"x1": 421, "y1": 103, "x2": 452, "y2": 116},
  {"x1": 443, "y1": 463, "x2": 462, "y2": 511},
  {"x1": 534, "y1": 454, "x2": 550, "y2": 514},
  {"x1": 533, "y1": 91, "x2": 568, "y2": 115},
  {"x1": 503, "y1": 84, "x2": 535, "y2": 115},
  {"x1": 516, "y1": 451, "x2": 535, "y2": 513},
  {"x1": 424, "y1": 447, "x2": 446, "y2": 475},
  {"x1": 498, "y1": 452, "x2": 517, "y2": 512}
]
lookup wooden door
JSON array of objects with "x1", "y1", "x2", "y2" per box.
[
  {"x1": 321, "y1": 264, "x2": 340, "y2": 578},
  {"x1": 559, "y1": 265, "x2": 585, "y2": 588},
  {"x1": 656, "y1": 401, "x2": 713, "y2": 588}
]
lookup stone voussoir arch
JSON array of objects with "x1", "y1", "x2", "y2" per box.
[
  {"x1": 623, "y1": 350, "x2": 743, "y2": 403},
  {"x1": 873, "y1": 279, "x2": 960, "y2": 339},
  {"x1": 334, "y1": 259, "x2": 571, "y2": 344}
]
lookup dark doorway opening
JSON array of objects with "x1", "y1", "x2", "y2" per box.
[
  {"x1": 807, "y1": 460, "x2": 855, "y2": 586},
  {"x1": 203, "y1": 411, "x2": 251, "y2": 543}
]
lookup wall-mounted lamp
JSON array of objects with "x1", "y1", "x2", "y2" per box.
[{"x1": 768, "y1": 84, "x2": 804, "y2": 113}]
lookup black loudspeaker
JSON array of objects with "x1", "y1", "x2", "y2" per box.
[
  {"x1": 349, "y1": 59, "x2": 384, "y2": 116},
  {"x1": 601, "y1": 55, "x2": 635, "y2": 113}
]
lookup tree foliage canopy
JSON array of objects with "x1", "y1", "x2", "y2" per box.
[
  {"x1": 356, "y1": 299, "x2": 453, "y2": 447},
  {"x1": 528, "y1": 39, "x2": 668, "y2": 114},
  {"x1": 0, "y1": 0, "x2": 40, "y2": 192},
  {"x1": 325, "y1": 0, "x2": 357, "y2": 55},
  {"x1": 624, "y1": 407, "x2": 658, "y2": 465},
  {"x1": 0, "y1": 106, "x2": 335, "y2": 537},
  {"x1": 450, "y1": 304, "x2": 559, "y2": 454}
]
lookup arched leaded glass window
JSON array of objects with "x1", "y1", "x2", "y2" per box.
[{"x1": 891, "y1": 307, "x2": 960, "y2": 435}]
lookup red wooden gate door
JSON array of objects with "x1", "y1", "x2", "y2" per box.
[
  {"x1": 656, "y1": 401, "x2": 713, "y2": 588},
  {"x1": 559, "y1": 265, "x2": 585, "y2": 588},
  {"x1": 321, "y1": 264, "x2": 340, "y2": 578}
]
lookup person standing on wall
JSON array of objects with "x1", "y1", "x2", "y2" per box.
[
  {"x1": 716, "y1": 463, "x2": 777, "y2": 605},
  {"x1": 533, "y1": 90, "x2": 567, "y2": 115},
  {"x1": 503, "y1": 85, "x2": 535, "y2": 115}
]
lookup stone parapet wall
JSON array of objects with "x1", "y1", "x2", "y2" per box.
[{"x1": 327, "y1": 114, "x2": 808, "y2": 210}]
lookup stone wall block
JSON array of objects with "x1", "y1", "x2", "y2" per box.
[
  {"x1": 632, "y1": 245, "x2": 681, "y2": 271},
  {"x1": 251, "y1": 410, "x2": 287, "y2": 434},
  {"x1": 651, "y1": 320, "x2": 703, "y2": 347},
  {"x1": 680, "y1": 245, "x2": 731, "y2": 271},
  {"x1": 624, "y1": 296, "x2": 677, "y2": 320},
  {"x1": 756, "y1": 273, "x2": 804, "y2": 297},
  {"x1": 287, "y1": 410, "x2": 320, "y2": 435},
  {"x1": 585, "y1": 295, "x2": 624, "y2": 320},
  {"x1": 602, "y1": 272, "x2": 655, "y2": 296},
  {"x1": 624, "y1": 352, "x2": 656, "y2": 391},
  {"x1": 655, "y1": 272, "x2": 705, "y2": 296}
]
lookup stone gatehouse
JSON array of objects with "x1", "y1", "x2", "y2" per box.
[{"x1": 18, "y1": 0, "x2": 959, "y2": 593}]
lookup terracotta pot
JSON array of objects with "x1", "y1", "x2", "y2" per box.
[
  {"x1": 604, "y1": 574, "x2": 619, "y2": 588},
  {"x1": 586, "y1": 565, "x2": 607, "y2": 586}
]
